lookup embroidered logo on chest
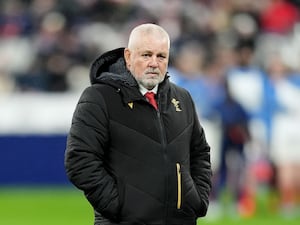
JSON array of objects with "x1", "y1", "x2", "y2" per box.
[
  {"x1": 171, "y1": 98, "x2": 182, "y2": 112},
  {"x1": 128, "y1": 102, "x2": 133, "y2": 109}
]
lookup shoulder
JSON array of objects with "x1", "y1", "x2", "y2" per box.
[
  {"x1": 80, "y1": 84, "x2": 115, "y2": 101},
  {"x1": 72, "y1": 84, "x2": 112, "y2": 120},
  {"x1": 76, "y1": 84, "x2": 114, "y2": 110},
  {"x1": 169, "y1": 81, "x2": 192, "y2": 98}
]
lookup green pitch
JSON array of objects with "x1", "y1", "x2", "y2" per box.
[
  {"x1": 0, "y1": 187, "x2": 93, "y2": 225},
  {"x1": 0, "y1": 187, "x2": 298, "y2": 225}
]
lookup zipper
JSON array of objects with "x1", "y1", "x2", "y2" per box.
[
  {"x1": 176, "y1": 163, "x2": 182, "y2": 209},
  {"x1": 158, "y1": 111, "x2": 168, "y2": 224}
]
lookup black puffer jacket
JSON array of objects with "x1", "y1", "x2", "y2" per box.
[{"x1": 65, "y1": 48, "x2": 212, "y2": 225}]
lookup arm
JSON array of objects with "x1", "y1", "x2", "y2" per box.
[
  {"x1": 64, "y1": 85, "x2": 120, "y2": 221},
  {"x1": 190, "y1": 101, "x2": 212, "y2": 217}
]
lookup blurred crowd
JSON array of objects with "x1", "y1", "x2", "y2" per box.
[{"x1": 1, "y1": 0, "x2": 300, "y2": 219}]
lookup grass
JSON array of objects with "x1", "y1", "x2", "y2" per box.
[
  {"x1": 0, "y1": 187, "x2": 298, "y2": 225},
  {"x1": 0, "y1": 187, "x2": 93, "y2": 225},
  {"x1": 200, "y1": 217, "x2": 299, "y2": 225}
]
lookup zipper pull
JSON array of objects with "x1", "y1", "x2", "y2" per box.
[{"x1": 176, "y1": 163, "x2": 181, "y2": 209}]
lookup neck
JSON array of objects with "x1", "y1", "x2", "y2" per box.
[{"x1": 139, "y1": 84, "x2": 158, "y2": 95}]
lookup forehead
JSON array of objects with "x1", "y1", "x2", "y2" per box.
[{"x1": 134, "y1": 34, "x2": 169, "y2": 53}]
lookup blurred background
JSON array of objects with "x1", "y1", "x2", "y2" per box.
[{"x1": 0, "y1": 0, "x2": 300, "y2": 224}]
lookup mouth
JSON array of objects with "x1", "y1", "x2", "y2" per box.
[
  {"x1": 146, "y1": 71, "x2": 160, "y2": 76},
  {"x1": 147, "y1": 72, "x2": 158, "y2": 75},
  {"x1": 146, "y1": 74, "x2": 160, "y2": 80}
]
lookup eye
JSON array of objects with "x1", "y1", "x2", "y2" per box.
[
  {"x1": 158, "y1": 54, "x2": 166, "y2": 60},
  {"x1": 142, "y1": 53, "x2": 151, "y2": 58}
]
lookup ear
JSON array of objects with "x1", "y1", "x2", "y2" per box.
[{"x1": 124, "y1": 48, "x2": 131, "y2": 70}]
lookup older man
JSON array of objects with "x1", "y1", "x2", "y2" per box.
[{"x1": 65, "y1": 23, "x2": 212, "y2": 225}]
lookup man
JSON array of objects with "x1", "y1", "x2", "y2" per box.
[{"x1": 65, "y1": 23, "x2": 212, "y2": 225}]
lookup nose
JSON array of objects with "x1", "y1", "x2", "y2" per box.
[{"x1": 149, "y1": 56, "x2": 159, "y2": 67}]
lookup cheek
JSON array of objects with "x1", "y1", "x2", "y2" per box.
[
  {"x1": 133, "y1": 61, "x2": 146, "y2": 72},
  {"x1": 159, "y1": 63, "x2": 168, "y2": 73}
]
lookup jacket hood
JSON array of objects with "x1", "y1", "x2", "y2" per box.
[
  {"x1": 89, "y1": 47, "x2": 138, "y2": 88},
  {"x1": 89, "y1": 47, "x2": 171, "y2": 106}
]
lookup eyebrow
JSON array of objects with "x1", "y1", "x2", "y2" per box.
[{"x1": 141, "y1": 50, "x2": 168, "y2": 56}]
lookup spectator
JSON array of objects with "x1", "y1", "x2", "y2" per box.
[
  {"x1": 266, "y1": 52, "x2": 300, "y2": 217},
  {"x1": 260, "y1": 0, "x2": 300, "y2": 34},
  {"x1": 214, "y1": 78, "x2": 251, "y2": 215}
]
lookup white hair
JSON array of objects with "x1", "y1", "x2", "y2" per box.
[{"x1": 127, "y1": 23, "x2": 170, "y2": 50}]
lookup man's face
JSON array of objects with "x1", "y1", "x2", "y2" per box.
[{"x1": 124, "y1": 34, "x2": 169, "y2": 90}]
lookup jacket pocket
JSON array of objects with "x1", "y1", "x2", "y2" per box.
[{"x1": 175, "y1": 163, "x2": 202, "y2": 217}]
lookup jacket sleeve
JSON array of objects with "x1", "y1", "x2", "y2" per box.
[
  {"x1": 189, "y1": 97, "x2": 212, "y2": 217},
  {"x1": 64, "y1": 85, "x2": 120, "y2": 221}
]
